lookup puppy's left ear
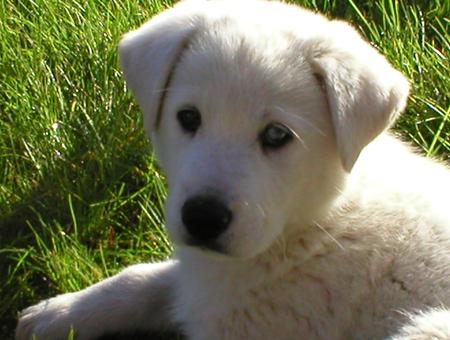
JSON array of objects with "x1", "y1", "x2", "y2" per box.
[{"x1": 309, "y1": 21, "x2": 409, "y2": 172}]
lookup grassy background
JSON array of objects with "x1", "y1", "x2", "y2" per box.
[{"x1": 1, "y1": 0, "x2": 449, "y2": 338}]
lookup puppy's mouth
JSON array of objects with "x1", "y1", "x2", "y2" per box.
[{"x1": 183, "y1": 237, "x2": 227, "y2": 254}]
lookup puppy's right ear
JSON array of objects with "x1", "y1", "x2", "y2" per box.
[
  {"x1": 308, "y1": 21, "x2": 409, "y2": 172},
  {"x1": 119, "y1": 1, "x2": 202, "y2": 132}
]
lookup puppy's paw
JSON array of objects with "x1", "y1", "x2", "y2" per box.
[{"x1": 16, "y1": 292, "x2": 82, "y2": 340}]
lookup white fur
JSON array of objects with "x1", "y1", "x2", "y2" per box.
[{"x1": 16, "y1": 1, "x2": 450, "y2": 339}]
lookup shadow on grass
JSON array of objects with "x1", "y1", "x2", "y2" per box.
[{"x1": 0, "y1": 129, "x2": 163, "y2": 339}]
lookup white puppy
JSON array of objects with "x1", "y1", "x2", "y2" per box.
[{"x1": 16, "y1": 0, "x2": 450, "y2": 339}]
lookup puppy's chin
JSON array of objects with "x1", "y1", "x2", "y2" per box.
[
  {"x1": 185, "y1": 238, "x2": 226, "y2": 254},
  {"x1": 168, "y1": 219, "x2": 285, "y2": 260},
  {"x1": 175, "y1": 242, "x2": 233, "y2": 261},
  {"x1": 167, "y1": 227, "x2": 231, "y2": 259},
  {"x1": 174, "y1": 238, "x2": 272, "y2": 261}
]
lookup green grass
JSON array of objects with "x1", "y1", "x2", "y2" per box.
[{"x1": 0, "y1": 0, "x2": 448, "y2": 338}]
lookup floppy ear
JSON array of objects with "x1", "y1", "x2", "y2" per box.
[
  {"x1": 309, "y1": 21, "x2": 409, "y2": 172},
  {"x1": 119, "y1": 1, "x2": 203, "y2": 132}
]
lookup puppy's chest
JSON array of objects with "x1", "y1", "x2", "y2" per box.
[{"x1": 176, "y1": 257, "x2": 364, "y2": 339}]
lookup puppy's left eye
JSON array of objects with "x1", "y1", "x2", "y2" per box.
[{"x1": 260, "y1": 123, "x2": 293, "y2": 149}]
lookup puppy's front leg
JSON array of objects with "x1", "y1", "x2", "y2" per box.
[{"x1": 16, "y1": 260, "x2": 178, "y2": 340}]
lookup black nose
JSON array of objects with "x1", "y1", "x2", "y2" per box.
[{"x1": 181, "y1": 195, "x2": 232, "y2": 243}]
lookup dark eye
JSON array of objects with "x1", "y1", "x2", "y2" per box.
[
  {"x1": 260, "y1": 123, "x2": 293, "y2": 149},
  {"x1": 177, "y1": 107, "x2": 201, "y2": 133}
]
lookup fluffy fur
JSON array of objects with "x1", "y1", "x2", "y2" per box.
[{"x1": 16, "y1": 0, "x2": 450, "y2": 339}]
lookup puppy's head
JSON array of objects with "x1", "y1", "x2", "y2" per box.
[{"x1": 119, "y1": 0, "x2": 409, "y2": 258}]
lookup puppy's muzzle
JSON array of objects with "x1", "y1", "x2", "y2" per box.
[{"x1": 182, "y1": 195, "x2": 232, "y2": 245}]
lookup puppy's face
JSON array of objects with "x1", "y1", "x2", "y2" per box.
[
  {"x1": 153, "y1": 31, "x2": 343, "y2": 258},
  {"x1": 119, "y1": 0, "x2": 409, "y2": 259}
]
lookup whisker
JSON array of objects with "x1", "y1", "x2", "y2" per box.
[
  {"x1": 312, "y1": 220, "x2": 345, "y2": 250},
  {"x1": 289, "y1": 114, "x2": 326, "y2": 136},
  {"x1": 290, "y1": 129, "x2": 309, "y2": 151},
  {"x1": 272, "y1": 105, "x2": 326, "y2": 136},
  {"x1": 255, "y1": 203, "x2": 267, "y2": 219},
  {"x1": 241, "y1": 200, "x2": 250, "y2": 207},
  {"x1": 232, "y1": 200, "x2": 265, "y2": 219}
]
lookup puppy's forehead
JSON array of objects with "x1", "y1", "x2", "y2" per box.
[{"x1": 173, "y1": 20, "x2": 313, "y2": 118}]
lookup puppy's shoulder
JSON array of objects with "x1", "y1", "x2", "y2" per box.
[
  {"x1": 347, "y1": 133, "x2": 450, "y2": 217},
  {"x1": 332, "y1": 134, "x2": 450, "y2": 252}
]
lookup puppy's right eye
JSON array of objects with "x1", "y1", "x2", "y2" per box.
[
  {"x1": 177, "y1": 107, "x2": 201, "y2": 133},
  {"x1": 260, "y1": 123, "x2": 293, "y2": 150}
]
